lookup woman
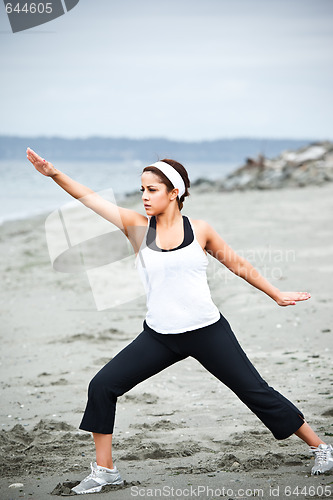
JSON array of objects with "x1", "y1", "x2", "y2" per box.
[{"x1": 26, "y1": 148, "x2": 333, "y2": 494}]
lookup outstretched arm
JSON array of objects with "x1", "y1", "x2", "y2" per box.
[
  {"x1": 202, "y1": 221, "x2": 311, "y2": 307},
  {"x1": 26, "y1": 147, "x2": 147, "y2": 239}
]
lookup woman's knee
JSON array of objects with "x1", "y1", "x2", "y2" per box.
[
  {"x1": 87, "y1": 363, "x2": 129, "y2": 401},
  {"x1": 87, "y1": 371, "x2": 116, "y2": 400}
]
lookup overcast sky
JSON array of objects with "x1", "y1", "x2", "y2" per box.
[{"x1": 1, "y1": 0, "x2": 332, "y2": 141}]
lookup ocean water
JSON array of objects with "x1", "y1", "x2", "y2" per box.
[{"x1": 0, "y1": 159, "x2": 237, "y2": 224}]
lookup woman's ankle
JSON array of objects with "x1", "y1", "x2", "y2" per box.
[
  {"x1": 294, "y1": 421, "x2": 326, "y2": 447},
  {"x1": 96, "y1": 460, "x2": 114, "y2": 470}
]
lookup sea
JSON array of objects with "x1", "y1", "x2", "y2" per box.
[{"x1": 0, "y1": 159, "x2": 238, "y2": 225}]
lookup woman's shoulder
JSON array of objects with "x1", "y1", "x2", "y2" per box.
[
  {"x1": 187, "y1": 217, "x2": 211, "y2": 232},
  {"x1": 187, "y1": 218, "x2": 225, "y2": 251},
  {"x1": 186, "y1": 217, "x2": 212, "y2": 244}
]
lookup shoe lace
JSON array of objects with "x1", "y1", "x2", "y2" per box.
[
  {"x1": 83, "y1": 463, "x2": 98, "y2": 482},
  {"x1": 310, "y1": 445, "x2": 330, "y2": 465}
]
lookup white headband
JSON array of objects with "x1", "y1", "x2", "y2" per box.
[{"x1": 148, "y1": 161, "x2": 186, "y2": 198}]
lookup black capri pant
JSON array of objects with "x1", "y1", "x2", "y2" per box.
[{"x1": 79, "y1": 313, "x2": 305, "y2": 440}]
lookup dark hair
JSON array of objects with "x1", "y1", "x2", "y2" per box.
[{"x1": 142, "y1": 159, "x2": 190, "y2": 211}]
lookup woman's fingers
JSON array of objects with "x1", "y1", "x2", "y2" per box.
[
  {"x1": 26, "y1": 147, "x2": 51, "y2": 176},
  {"x1": 27, "y1": 147, "x2": 42, "y2": 163},
  {"x1": 27, "y1": 147, "x2": 36, "y2": 157},
  {"x1": 294, "y1": 292, "x2": 311, "y2": 301},
  {"x1": 277, "y1": 291, "x2": 311, "y2": 306},
  {"x1": 27, "y1": 147, "x2": 47, "y2": 167},
  {"x1": 27, "y1": 148, "x2": 37, "y2": 163}
]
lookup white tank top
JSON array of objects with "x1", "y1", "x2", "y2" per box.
[{"x1": 136, "y1": 215, "x2": 220, "y2": 334}]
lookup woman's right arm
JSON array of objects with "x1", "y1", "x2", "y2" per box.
[{"x1": 26, "y1": 147, "x2": 147, "y2": 238}]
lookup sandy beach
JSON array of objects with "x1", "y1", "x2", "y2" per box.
[{"x1": 1, "y1": 183, "x2": 333, "y2": 499}]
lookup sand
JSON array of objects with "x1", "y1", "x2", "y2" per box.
[{"x1": 1, "y1": 183, "x2": 333, "y2": 499}]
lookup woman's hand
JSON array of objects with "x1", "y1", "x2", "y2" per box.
[
  {"x1": 26, "y1": 147, "x2": 57, "y2": 177},
  {"x1": 275, "y1": 291, "x2": 311, "y2": 306}
]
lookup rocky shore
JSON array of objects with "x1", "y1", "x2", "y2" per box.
[{"x1": 194, "y1": 141, "x2": 333, "y2": 191}]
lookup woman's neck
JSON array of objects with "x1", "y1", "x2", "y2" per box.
[{"x1": 155, "y1": 207, "x2": 182, "y2": 228}]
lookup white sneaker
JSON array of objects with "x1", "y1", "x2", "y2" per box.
[
  {"x1": 309, "y1": 443, "x2": 333, "y2": 475},
  {"x1": 71, "y1": 462, "x2": 124, "y2": 494}
]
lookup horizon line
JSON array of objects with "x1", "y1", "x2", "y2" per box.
[{"x1": 0, "y1": 134, "x2": 326, "y2": 143}]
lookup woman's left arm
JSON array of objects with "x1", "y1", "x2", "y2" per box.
[{"x1": 202, "y1": 221, "x2": 311, "y2": 307}]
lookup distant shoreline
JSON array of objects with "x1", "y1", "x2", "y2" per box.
[{"x1": 0, "y1": 135, "x2": 314, "y2": 163}]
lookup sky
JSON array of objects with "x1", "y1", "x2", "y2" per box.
[{"x1": 1, "y1": 0, "x2": 332, "y2": 141}]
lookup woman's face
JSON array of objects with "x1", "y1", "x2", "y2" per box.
[{"x1": 141, "y1": 171, "x2": 172, "y2": 215}]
